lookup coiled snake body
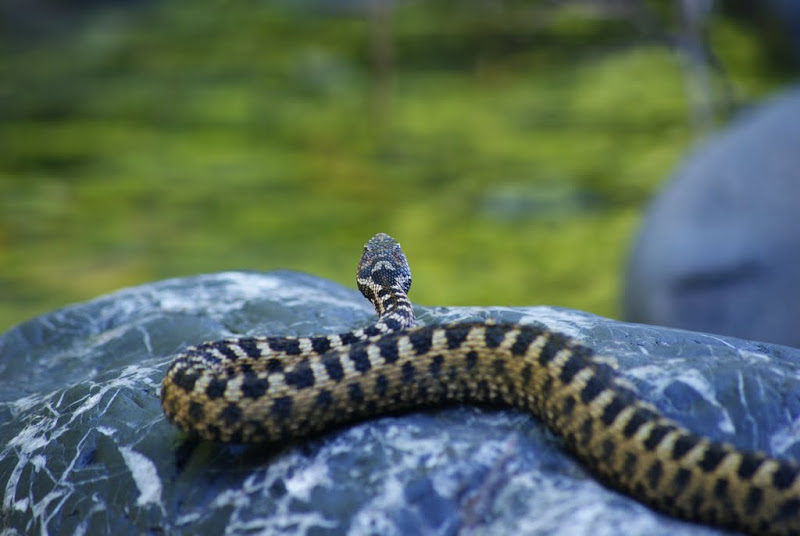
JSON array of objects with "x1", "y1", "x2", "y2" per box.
[{"x1": 162, "y1": 233, "x2": 800, "y2": 535}]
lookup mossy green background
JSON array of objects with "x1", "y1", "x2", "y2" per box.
[{"x1": 0, "y1": 1, "x2": 791, "y2": 332}]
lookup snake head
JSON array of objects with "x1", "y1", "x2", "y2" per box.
[{"x1": 357, "y1": 233, "x2": 412, "y2": 298}]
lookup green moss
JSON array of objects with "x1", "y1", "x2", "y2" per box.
[{"x1": 0, "y1": 1, "x2": 789, "y2": 331}]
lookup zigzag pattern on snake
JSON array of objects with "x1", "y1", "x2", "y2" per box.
[{"x1": 161, "y1": 233, "x2": 800, "y2": 536}]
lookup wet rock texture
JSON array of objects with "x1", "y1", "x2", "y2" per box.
[{"x1": 2, "y1": 271, "x2": 800, "y2": 535}]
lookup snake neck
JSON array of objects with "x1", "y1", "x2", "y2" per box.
[
  {"x1": 372, "y1": 286, "x2": 416, "y2": 331},
  {"x1": 357, "y1": 276, "x2": 415, "y2": 331}
]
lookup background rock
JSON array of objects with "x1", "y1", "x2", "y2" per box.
[
  {"x1": 2, "y1": 271, "x2": 800, "y2": 535},
  {"x1": 623, "y1": 85, "x2": 800, "y2": 348}
]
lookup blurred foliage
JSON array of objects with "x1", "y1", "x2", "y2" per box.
[{"x1": 0, "y1": 0, "x2": 792, "y2": 332}]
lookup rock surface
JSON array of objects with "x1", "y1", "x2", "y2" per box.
[
  {"x1": 623, "y1": 85, "x2": 800, "y2": 348},
  {"x1": 2, "y1": 271, "x2": 800, "y2": 536}
]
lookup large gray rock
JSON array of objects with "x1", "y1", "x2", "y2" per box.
[
  {"x1": 2, "y1": 271, "x2": 800, "y2": 535},
  {"x1": 624, "y1": 86, "x2": 800, "y2": 348}
]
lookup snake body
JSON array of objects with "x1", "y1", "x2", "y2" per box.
[{"x1": 162, "y1": 233, "x2": 800, "y2": 535}]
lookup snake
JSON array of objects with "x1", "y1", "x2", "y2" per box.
[{"x1": 161, "y1": 232, "x2": 800, "y2": 535}]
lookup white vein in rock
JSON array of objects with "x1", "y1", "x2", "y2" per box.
[{"x1": 118, "y1": 447, "x2": 162, "y2": 507}]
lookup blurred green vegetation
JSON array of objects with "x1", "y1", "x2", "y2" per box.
[{"x1": 0, "y1": 1, "x2": 791, "y2": 332}]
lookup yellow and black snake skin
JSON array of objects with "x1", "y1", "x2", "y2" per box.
[{"x1": 162, "y1": 233, "x2": 800, "y2": 535}]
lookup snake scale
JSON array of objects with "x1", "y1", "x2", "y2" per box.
[{"x1": 162, "y1": 233, "x2": 800, "y2": 535}]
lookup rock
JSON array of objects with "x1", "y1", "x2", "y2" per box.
[
  {"x1": 623, "y1": 85, "x2": 800, "y2": 348},
  {"x1": 2, "y1": 271, "x2": 800, "y2": 535}
]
